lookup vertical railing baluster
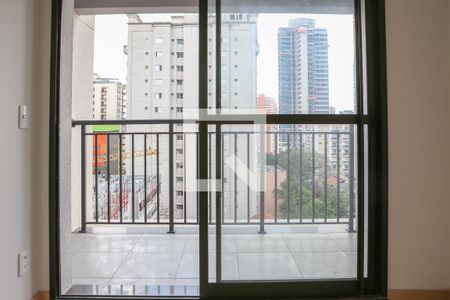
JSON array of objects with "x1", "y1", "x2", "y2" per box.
[
  {"x1": 168, "y1": 124, "x2": 175, "y2": 233},
  {"x1": 258, "y1": 126, "x2": 266, "y2": 234},
  {"x1": 274, "y1": 133, "x2": 278, "y2": 224},
  {"x1": 299, "y1": 132, "x2": 303, "y2": 223},
  {"x1": 80, "y1": 125, "x2": 86, "y2": 232},
  {"x1": 221, "y1": 132, "x2": 224, "y2": 224},
  {"x1": 196, "y1": 133, "x2": 199, "y2": 224},
  {"x1": 324, "y1": 133, "x2": 328, "y2": 223},
  {"x1": 312, "y1": 133, "x2": 315, "y2": 224},
  {"x1": 144, "y1": 134, "x2": 147, "y2": 223},
  {"x1": 234, "y1": 133, "x2": 237, "y2": 224},
  {"x1": 208, "y1": 132, "x2": 212, "y2": 224},
  {"x1": 157, "y1": 134, "x2": 160, "y2": 223},
  {"x1": 287, "y1": 133, "x2": 290, "y2": 223},
  {"x1": 184, "y1": 133, "x2": 187, "y2": 224},
  {"x1": 348, "y1": 127, "x2": 356, "y2": 232},
  {"x1": 107, "y1": 134, "x2": 111, "y2": 223},
  {"x1": 119, "y1": 133, "x2": 123, "y2": 223},
  {"x1": 95, "y1": 134, "x2": 99, "y2": 223},
  {"x1": 247, "y1": 133, "x2": 250, "y2": 223},
  {"x1": 131, "y1": 134, "x2": 135, "y2": 223},
  {"x1": 337, "y1": 132, "x2": 341, "y2": 223}
]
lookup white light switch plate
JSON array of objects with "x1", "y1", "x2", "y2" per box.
[
  {"x1": 18, "y1": 249, "x2": 30, "y2": 277},
  {"x1": 18, "y1": 105, "x2": 29, "y2": 129}
]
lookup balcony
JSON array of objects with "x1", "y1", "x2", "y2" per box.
[
  {"x1": 69, "y1": 229, "x2": 357, "y2": 296},
  {"x1": 69, "y1": 119, "x2": 358, "y2": 296}
]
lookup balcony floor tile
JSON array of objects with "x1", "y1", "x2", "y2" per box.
[
  {"x1": 80, "y1": 234, "x2": 141, "y2": 253},
  {"x1": 69, "y1": 230, "x2": 359, "y2": 296},
  {"x1": 237, "y1": 252, "x2": 302, "y2": 280},
  {"x1": 292, "y1": 252, "x2": 356, "y2": 279},
  {"x1": 284, "y1": 236, "x2": 342, "y2": 252},
  {"x1": 72, "y1": 252, "x2": 128, "y2": 278},
  {"x1": 113, "y1": 252, "x2": 182, "y2": 279},
  {"x1": 132, "y1": 235, "x2": 187, "y2": 253},
  {"x1": 236, "y1": 236, "x2": 290, "y2": 253}
]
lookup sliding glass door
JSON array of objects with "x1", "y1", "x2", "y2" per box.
[
  {"x1": 198, "y1": 0, "x2": 373, "y2": 298},
  {"x1": 51, "y1": 0, "x2": 387, "y2": 299}
]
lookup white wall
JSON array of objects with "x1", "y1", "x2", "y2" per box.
[
  {"x1": 386, "y1": 0, "x2": 450, "y2": 290},
  {"x1": 0, "y1": 0, "x2": 50, "y2": 299}
]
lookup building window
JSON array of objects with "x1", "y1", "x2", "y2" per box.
[
  {"x1": 176, "y1": 52, "x2": 184, "y2": 58},
  {"x1": 234, "y1": 51, "x2": 238, "y2": 55},
  {"x1": 176, "y1": 190, "x2": 184, "y2": 196},
  {"x1": 155, "y1": 37, "x2": 163, "y2": 44},
  {"x1": 154, "y1": 93, "x2": 162, "y2": 99},
  {"x1": 176, "y1": 39, "x2": 184, "y2": 45},
  {"x1": 234, "y1": 78, "x2": 238, "y2": 82},
  {"x1": 155, "y1": 51, "x2": 163, "y2": 58},
  {"x1": 176, "y1": 149, "x2": 184, "y2": 155},
  {"x1": 176, "y1": 177, "x2": 183, "y2": 182},
  {"x1": 176, "y1": 107, "x2": 183, "y2": 113},
  {"x1": 154, "y1": 107, "x2": 160, "y2": 113},
  {"x1": 154, "y1": 65, "x2": 162, "y2": 71},
  {"x1": 177, "y1": 80, "x2": 183, "y2": 85},
  {"x1": 176, "y1": 93, "x2": 184, "y2": 99},
  {"x1": 145, "y1": 51, "x2": 149, "y2": 56},
  {"x1": 176, "y1": 204, "x2": 184, "y2": 210},
  {"x1": 154, "y1": 79, "x2": 162, "y2": 85},
  {"x1": 145, "y1": 65, "x2": 149, "y2": 69},
  {"x1": 176, "y1": 65, "x2": 184, "y2": 72}
]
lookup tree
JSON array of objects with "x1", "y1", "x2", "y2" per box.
[{"x1": 273, "y1": 149, "x2": 351, "y2": 220}]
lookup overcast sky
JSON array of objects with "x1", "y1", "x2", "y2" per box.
[{"x1": 93, "y1": 13, "x2": 355, "y2": 112}]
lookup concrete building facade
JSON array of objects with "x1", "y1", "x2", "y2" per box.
[{"x1": 125, "y1": 13, "x2": 259, "y2": 222}]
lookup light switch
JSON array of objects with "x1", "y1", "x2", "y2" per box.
[
  {"x1": 18, "y1": 249, "x2": 30, "y2": 277},
  {"x1": 19, "y1": 105, "x2": 29, "y2": 129}
]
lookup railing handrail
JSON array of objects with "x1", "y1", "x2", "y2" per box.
[{"x1": 72, "y1": 113, "x2": 360, "y2": 127}]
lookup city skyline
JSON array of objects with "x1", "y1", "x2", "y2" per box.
[{"x1": 93, "y1": 13, "x2": 355, "y2": 113}]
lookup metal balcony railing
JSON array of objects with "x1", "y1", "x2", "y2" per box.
[{"x1": 74, "y1": 119, "x2": 356, "y2": 233}]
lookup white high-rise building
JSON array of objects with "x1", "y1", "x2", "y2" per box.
[{"x1": 125, "y1": 13, "x2": 259, "y2": 222}]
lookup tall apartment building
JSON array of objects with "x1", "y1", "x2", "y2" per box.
[
  {"x1": 278, "y1": 18, "x2": 330, "y2": 151},
  {"x1": 125, "y1": 14, "x2": 259, "y2": 222},
  {"x1": 278, "y1": 18, "x2": 329, "y2": 115},
  {"x1": 276, "y1": 19, "x2": 351, "y2": 180}
]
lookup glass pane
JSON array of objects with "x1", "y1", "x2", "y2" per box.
[
  {"x1": 218, "y1": 124, "x2": 358, "y2": 280},
  {"x1": 217, "y1": 0, "x2": 356, "y2": 114},
  {"x1": 66, "y1": 2, "x2": 200, "y2": 296}
]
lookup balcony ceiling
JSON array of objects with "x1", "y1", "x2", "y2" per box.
[{"x1": 74, "y1": 0, "x2": 354, "y2": 15}]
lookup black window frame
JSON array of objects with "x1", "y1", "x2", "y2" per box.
[{"x1": 49, "y1": 0, "x2": 388, "y2": 299}]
